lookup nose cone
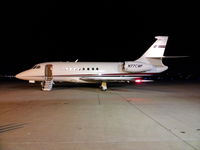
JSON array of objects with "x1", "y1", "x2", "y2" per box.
[
  {"x1": 15, "y1": 69, "x2": 37, "y2": 81},
  {"x1": 15, "y1": 70, "x2": 30, "y2": 80},
  {"x1": 15, "y1": 72, "x2": 24, "y2": 80}
]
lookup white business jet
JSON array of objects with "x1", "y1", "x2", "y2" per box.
[{"x1": 16, "y1": 36, "x2": 169, "y2": 91}]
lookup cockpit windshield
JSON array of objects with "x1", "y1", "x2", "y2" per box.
[{"x1": 32, "y1": 65, "x2": 41, "y2": 69}]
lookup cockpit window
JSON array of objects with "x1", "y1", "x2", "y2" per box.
[
  {"x1": 36, "y1": 65, "x2": 41, "y2": 69},
  {"x1": 32, "y1": 65, "x2": 41, "y2": 69}
]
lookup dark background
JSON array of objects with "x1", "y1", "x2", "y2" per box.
[{"x1": 1, "y1": 1, "x2": 200, "y2": 80}]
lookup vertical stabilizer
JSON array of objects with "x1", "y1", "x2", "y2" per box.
[
  {"x1": 142, "y1": 36, "x2": 168, "y2": 58},
  {"x1": 136, "y1": 36, "x2": 169, "y2": 73}
]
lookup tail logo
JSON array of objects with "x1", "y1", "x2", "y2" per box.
[
  {"x1": 153, "y1": 45, "x2": 166, "y2": 48},
  {"x1": 158, "y1": 45, "x2": 166, "y2": 48}
]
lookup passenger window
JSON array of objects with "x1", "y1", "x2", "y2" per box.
[
  {"x1": 87, "y1": 68, "x2": 90, "y2": 70},
  {"x1": 96, "y1": 68, "x2": 99, "y2": 70},
  {"x1": 83, "y1": 68, "x2": 85, "y2": 70},
  {"x1": 92, "y1": 68, "x2": 94, "y2": 70}
]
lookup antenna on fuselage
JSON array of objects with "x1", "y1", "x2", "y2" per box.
[{"x1": 75, "y1": 59, "x2": 79, "y2": 63}]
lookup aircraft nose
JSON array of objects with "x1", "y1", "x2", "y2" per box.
[
  {"x1": 15, "y1": 72, "x2": 26, "y2": 80},
  {"x1": 15, "y1": 72, "x2": 23, "y2": 79}
]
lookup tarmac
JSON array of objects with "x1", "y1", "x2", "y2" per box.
[{"x1": 0, "y1": 81, "x2": 200, "y2": 150}]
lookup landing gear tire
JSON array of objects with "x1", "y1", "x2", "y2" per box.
[
  {"x1": 41, "y1": 81, "x2": 45, "y2": 91},
  {"x1": 101, "y1": 87, "x2": 107, "y2": 91},
  {"x1": 41, "y1": 81, "x2": 44, "y2": 88}
]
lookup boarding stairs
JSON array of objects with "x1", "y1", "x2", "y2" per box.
[
  {"x1": 42, "y1": 79, "x2": 53, "y2": 91},
  {"x1": 41, "y1": 64, "x2": 54, "y2": 91}
]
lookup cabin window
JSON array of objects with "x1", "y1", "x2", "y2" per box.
[
  {"x1": 87, "y1": 68, "x2": 90, "y2": 70},
  {"x1": 92, "y1": 68, "x2": 94, "y2": 70},
  {"x1": 83, "y1": 68, "x2": 85, "y2": 70},
  {"x1": 96, "y1": 68, "x2": 99, "y2": 70}
]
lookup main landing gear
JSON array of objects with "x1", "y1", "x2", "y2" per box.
[{"x1": 100, "y1": 81, "x2": 107, "y2": 91}]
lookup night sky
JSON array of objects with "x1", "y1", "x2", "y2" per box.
[{"x1": 1, "y1": 1, "x2": 200, "y2": 79}]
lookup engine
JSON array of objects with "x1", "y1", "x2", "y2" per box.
[{"x1": 124, "y1": 61, "x2": 153, "y2": 73}]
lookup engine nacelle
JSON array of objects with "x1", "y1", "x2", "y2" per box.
[{"x1": 124, "y1": 61, "x2": 153, "y2": 73}]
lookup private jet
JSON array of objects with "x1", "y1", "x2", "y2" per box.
[{"x1": 16, "y1": 36, "x2": 169, "y2": 91}]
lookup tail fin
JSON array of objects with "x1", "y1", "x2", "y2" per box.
[
  {"x1": 137, "y1": 36, "x2": 169, "y2": 73},
  {"x1": 142, "y1": 36, "x2": 168, "y2": 58}
]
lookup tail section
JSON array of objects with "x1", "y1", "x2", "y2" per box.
[
  {"x1": 137, "y1": 36, "x2": 169, "y2": 73},
  {"x1": 125, "y1": 36, "x2": 185, "y2": 74},
  {"x1": 142, "y1": 36, "x2": 168, "y2": 58}
]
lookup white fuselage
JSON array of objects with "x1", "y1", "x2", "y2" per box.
[{"x1": 16, "y1": 62, "x2": 155, "y2": 83}]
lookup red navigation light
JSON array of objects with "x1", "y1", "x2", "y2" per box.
[{"x1": 135, "y1": 79, "x2": 142, "y2": 84}]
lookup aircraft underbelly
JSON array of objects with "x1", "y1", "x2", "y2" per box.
[
  {"x1": 53, "y1": 77, "x2": 90, "y2": 83},
  {"x1": 80, "y1": 76, "x2": 136, "y2": 82},
  {"x1": 53, "y1": 76, "x2": 137, "y2": 83}
]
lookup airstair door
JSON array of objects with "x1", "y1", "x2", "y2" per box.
[
  {"x1": 42, "y1": 64, "x2": 53, "y2": 91},
  {"x1": 45, "y1": 64, "x2": 53, "y2": 81}
]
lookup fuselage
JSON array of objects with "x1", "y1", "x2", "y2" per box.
[{"x1": 16, "y1": 62, "x2": 154, "y2": 83}]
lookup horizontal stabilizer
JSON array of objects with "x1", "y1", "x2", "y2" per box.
[
  {"x1": 162, "y1": 56, "x2": 189, "y2": 58},
  {"x1": 147, "y1": 56, "x2": 189, "y2": 59}
]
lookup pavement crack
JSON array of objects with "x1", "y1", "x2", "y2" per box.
[
  {"x1": 115, "y1": 93, "x2": 198, "y2": 150},
  {"x1": 97, "y1": 94, "x2": 101, "y2": 105}
]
